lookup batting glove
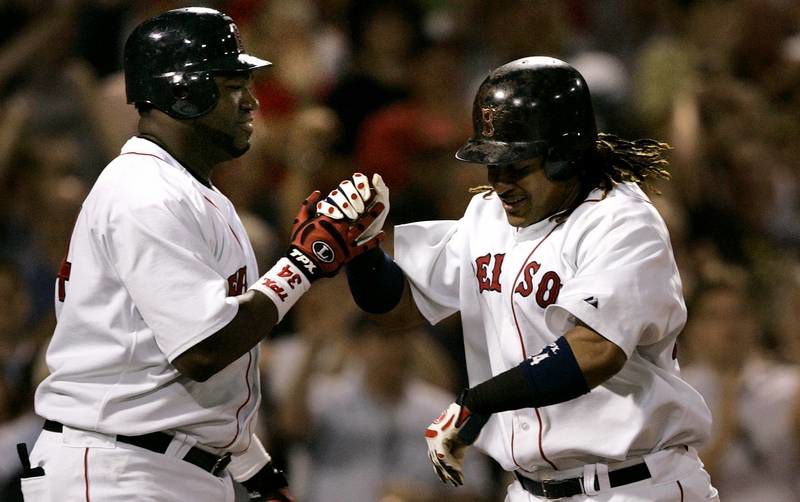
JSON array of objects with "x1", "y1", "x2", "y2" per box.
[
  {"x1": 241, "y1": 462, "x2": 294, "y2": 502},
  {"x1": 316, "y1": 173, "x2": 389, "y2": 245},
  {"x1": 288, "y1": 190, "x2": 385, "y2": 281},
  {"x1": 425, "y1": 390, "x2": 489, "y2": 487},
  {"x1": 250, "y1": 191, "x2": 385, "y2": 323}
]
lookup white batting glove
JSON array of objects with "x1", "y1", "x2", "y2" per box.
[
  {"x1": 424, "y1": 393, "x2": 489, "y2": 487},
  {"x1": 316, "y1": 173, "x2": 389, "y2": 245}
]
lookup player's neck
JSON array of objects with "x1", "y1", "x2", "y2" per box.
[
  {"x1": 138, "y1": 117, "x2": 216, "y2": 188},
  {"x1": 137, "y1": 133, "x2": 214, "y2": 189}
]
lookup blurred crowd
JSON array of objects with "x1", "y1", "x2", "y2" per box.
[{"x1": 1, "y1": 0, "x2": 800, "y2": 500}]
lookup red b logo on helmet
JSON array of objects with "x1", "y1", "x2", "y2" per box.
[{"x1": 481, "y1": 107, "x2": 495, "y2": 137}]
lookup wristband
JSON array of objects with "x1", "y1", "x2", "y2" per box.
[{"x1": 249, "y1": 257, "x2": 311, "y2": 322}]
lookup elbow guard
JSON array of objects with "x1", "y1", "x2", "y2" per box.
[{"x1": 345, "y1": 247, "x2": 405, "y2": 314}]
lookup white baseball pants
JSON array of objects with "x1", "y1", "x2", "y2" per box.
[{"x1": 21, "y1": 428, "x2": 245, "y2": 502}]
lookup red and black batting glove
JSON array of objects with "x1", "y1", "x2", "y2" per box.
[
  {"x1": 424, "y1": 390, "x2": 489, "y2": 487},
  {"x1": 242, "y1": 462, "x2": 294, "y2": 502},
  {"x1": 316, "y1": 172, "x2": 389, "y2": 245},
  {"x1": 287, "y1": 190, "x2": 385, "y2": 282}
]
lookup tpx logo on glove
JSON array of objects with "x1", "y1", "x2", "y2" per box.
[
  {"x1": 312, "y1": 241, "x2": 335, "y2": 263},
  {"x1": 288, "y1": 249, "x2": 317, "y2": 276}
]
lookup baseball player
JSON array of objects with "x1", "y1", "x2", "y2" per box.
[
  {"x1": 16, "y1": 8, "x2": 383, "y2": 502},
  {"x1": 324, "y1": 57, "x2": 719, "y2": 501}
]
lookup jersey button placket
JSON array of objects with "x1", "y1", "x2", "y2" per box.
[{"x1": 511, "y1": 414, "x2": 538, "y2": 471}]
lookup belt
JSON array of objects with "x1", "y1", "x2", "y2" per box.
[
  {"x1": 43, "y1": 420, "x2": 231, "y2": 476},
  {"x1": 515, "y1": 461, "x2": 651, "y2": 499}
]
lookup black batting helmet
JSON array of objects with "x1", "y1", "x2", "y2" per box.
[
  {"x1": 456, "y1": 57, "x2": 597, "y2": 181},
  {"x1": 124, "y1": 7, "x2": 271, "y2": 120}
]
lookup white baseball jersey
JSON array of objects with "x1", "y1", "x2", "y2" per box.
[
  {"x1": 35, "y1": 137, "x2": 261, "y2": 453},
  {"x1": 394, "y1": 182, "x2": 712, "y2": 473}
]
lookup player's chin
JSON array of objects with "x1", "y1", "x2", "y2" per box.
[
  {"x1": 230, "y1": 143, "x2": 251, "y2": 158},
  {"x1": 230, "y1": 133, "x2": 252, "y2": 156},
  {"x1": 504, "y1": 213, "x2": 528, "y2": 228},
  {"x1": 502, "y1": 205, "x2": 531, "y2": 227}
]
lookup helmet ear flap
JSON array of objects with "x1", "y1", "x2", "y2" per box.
[
  {"x1": 543, "y1": 133, "x2": 594, "y2": 181},
  {"x1": 166, "y1": 73, "x2": 219, "y2": 119},
  {"x1": 172, "y1": 82, "x2": 190, "y2": 101},
  {"x1": 543, "y1": 143, "x2": 573, "y2": 181}
]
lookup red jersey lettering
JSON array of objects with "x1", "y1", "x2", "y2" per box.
[
  {"x1": 535, "y1": 271, "x2": 561, "y2": 308},
  {"x1": 476, "y1": 254, "x2": 492, "y2": 292},
  {"x1": 490, "y1": 254, "x2": 504, "y2": 291},
  {"x1": 476, "y1": 253, "x2": 504, "y2": 293},
  {"x1": 514, "y1": 264, "x2": 562, "y2": 308},
  {"x1": 514, "y1": 261, "x2": 541, "y2": 298},
  {"x1": 227, "y1": 266, "x2": 248, "y2": 296},
  {"x1": 57, "y1": 259, "x2": 72, "y2": 302}
]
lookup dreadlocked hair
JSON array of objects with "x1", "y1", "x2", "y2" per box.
[
  {"x1": 590, "y1": 133, "x2": 671, "y2": 193},
  {"x1": 468, "y1": 133, "x2": 672, "y2": 197},
  {"x1": 468, "y1": 184, "x2": 494, "y2": 196}
]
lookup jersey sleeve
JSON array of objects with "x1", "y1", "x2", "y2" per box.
[
  {"x1": 228, "y1": 434, "x2": 271, "y2": 481},
  {"x1": 104, "y1": 197, "x2": 239, "y2": 362},
  {"x1": 394, "y1": 219, "x2": 464, "y2": 325},
  {"x1": 544, "y1": 199, "x2": 686, "y2": 357}
]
